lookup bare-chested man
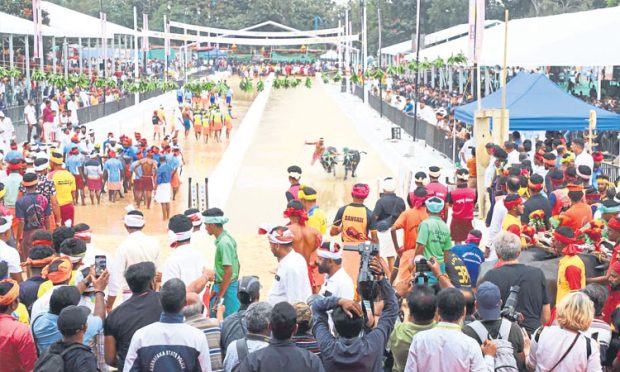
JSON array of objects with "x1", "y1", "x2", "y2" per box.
[
  {"x1": 133, "y1": 149, "x2": 158, "y2": 209},
  {"x1": 285, "y1": 200, "x2": 323, "y2": 293},
  {"x1": 305, "y1": 137, "x2": 325, "y2": 165}
]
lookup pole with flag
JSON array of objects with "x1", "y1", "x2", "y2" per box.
[
  {"x1": 32, "y1": 0, "x2": 43, "y2": 70},
  {"x1": 164, "y1": 15, "x2": 169, "y2": 81},
  {"x1": 412, "y1": 0, "x2": 421, "y2": 141}
]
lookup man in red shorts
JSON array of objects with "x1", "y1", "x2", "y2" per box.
[
  {"x1": 133, "y1": 150, "x2": 158, "y2": 210},
  {"x1": 447, "y1": 168, "x2": 477, "y2": 244}
]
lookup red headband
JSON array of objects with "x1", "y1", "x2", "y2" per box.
[
  {"x1": 503, "y1": 197, "x2": 522, "y2": 210},
  {"x1": 528, "y1": 181, "x2": 543, "y2": 191},
  {"x1": 554, "y1": 231, "x2": 575, "y2": 245},
  {"x1": 609, "y1": 217, "x2": 620, "y2": 231},
  {"x1": 593, "y1": 152, "x2": 604, "y2": 162},
  {"x1": 283, "y1": 207, "x2": 308, "y2": 226},
  {"x1": 32, "y1": 239, "x2": 53, "y2": 247}
]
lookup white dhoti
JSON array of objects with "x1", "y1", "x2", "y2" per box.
[
  {"x1": 378, "y1": 229, "x2": 398, "y2": 258},
  {"x1": 155, "y1": 183, "x2": 172, "y2": 203}
]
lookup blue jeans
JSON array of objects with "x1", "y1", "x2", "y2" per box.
[{"x1": 209, "y1": 280, "x2": 240, "y2": 318}]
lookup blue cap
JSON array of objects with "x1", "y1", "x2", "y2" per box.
[
  {"x1": 425, "y1": 197, "x2": 444, "y2": 214},
  {"x1": 476, "y1": 282, "x2": 502, "y2": 320}
]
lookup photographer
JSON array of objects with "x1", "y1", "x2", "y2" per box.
[
  {"x1": 462, "y1": 282, "x2": 525, "y2": 369},
  {"x1": 479, "y1": 232, "x2": 551, "y2": 335},
  {"x1": 311, "y1": 256, "x2": 398, "y2": 372}
]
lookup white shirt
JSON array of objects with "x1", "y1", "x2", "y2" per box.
[
  {"x1": 31, "y1": 284, "x2": 91, "y2": 320},
  {"x1": 507, "y1": 150, "x2": 520, "y2": 165},
  {"x1": 268, "y1": 250, "x2": 312, "y2": 305},
  {"x1": 24, "y1": 105, "x2": 36, "y2": 125},
  {"x1": 484, "y1": 158, "x2": 496, "y2": 189},
  {"x1": 575, "y1": 151, "x2": 594, "y2": 172},
  {"x1": 405, "y1": 322, "x2": 494, "y2": 372},
  {"x1": 115, "y1": 231, "x2": 161, "y2": 293},
  {"x1": 460, "y1": 138, "x2": 475, "y2": 162},
  {"x1": 527, "y1": 326, "x2": 601, "y2": 372},
  {"x1": 124, "y1": 321, "x2": 212, "y2": 372},
  {"x1": 1, "y1": 117, "x2": 14, "y2": 142},
  {"x1": 319, "y1": 267, "x2": 354, "y2": 300},
  {"x1": 161, "y1": 243, "x2": 207, "y2": 288},
  {"x1": 80, "y1": 243, "x2": 120, "y2": 297},
  {"x1": 0, "y1": 240, "x2": 21, "y2": 275},
  {"x1": 487, "y1": 196, "x2": 507, "y2": 261},
  {"x1": 223, "y1": 338, "x2": 268, "y2": 372}
]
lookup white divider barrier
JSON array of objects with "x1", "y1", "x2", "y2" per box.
[{"x1": 208, "y1": 74, "x2": 274, "y2": 208}]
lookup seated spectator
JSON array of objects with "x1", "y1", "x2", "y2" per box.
[
  {"x1": 19, "y1": 244, "x2": 55, "y2": 314},
  {"x1": 239, "y1": 302, "x2": 323, "y2": 372},
  {"x1": 0, "y1": 279, "x2": 37, "y2": 372},
  {"x1": 292, "y1": 302, "x2": 320, "y2": 356},
  {"x1": 405, "y1": 288, "x2": 496, "y2": 371},
  {"x1": 124, "y1": 278, "x2": 212, "y2": 371},
  {"x1": 220, "y1": 276, "x2": 261, "y2": 354},
  {"x1": 462, "y1": 282, "x2": 524, "y2": 367},
  {"x1": 388, "y1": 285, "x2": 436, "y2": 372},
  {"x1": 223, "y1": 301, "x2": 272, "y2": 371},
  {"x1": 581, "y1": 284, "x2": 612, "y2": 368},
  {"x1": 104, "y1": 262, "x2": 162, "y2": 369},
  {"x1": 527, "y1": 292, "x2": 601, "y2": 371},
  {"x1": 32, "y1": 273, "x2": 107, "y2": 354},
  {"x1": 312, "y1": 256, "x2": 398, "y2": 371},
  {"x1": 183, "y1": 292, "x2": 223, "y2": 371}
]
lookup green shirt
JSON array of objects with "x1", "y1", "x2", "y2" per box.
[
  {"x1": 389, "y1": 321, "x2": 435, "y2": 372},
  {"x1": 214, "y1": 230, "x2": 240, "y2": 282},
  {"x1": 416, "y1": 215, "x2": 451, "y2": 263}
]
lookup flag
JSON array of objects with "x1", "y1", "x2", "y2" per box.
[
  {"x1": 100, "y1": 12, "x2": 107, "y2": 62},
  {"x1": 468, "y1": 0, "x2": 486, "y2": 64},
  {"x1": 164, "y1": 19, "x2": 170, "y2": 57},
  {"x1": 468, "y1": 0, "x2": 476, "y2": 62},
  {"x1": 475, "y1": 0, "x2": 486, "y2": 64},
  {"x1": 32, "y1": 0, "x2": 42, "y2": 60}
]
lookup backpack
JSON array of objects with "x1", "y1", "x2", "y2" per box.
[
  {"x1": 24, "y1": 194, "x2": 45, "y2": 230},
  {"x1": 152, "y1": 115, "x2": 159, "y2": 125},
  {"x1": 469, "y1": 319, "x2": 518, "y2": 371},
  {"x1": 34, "y1": 343, "x2": 91, "y2": 372}
]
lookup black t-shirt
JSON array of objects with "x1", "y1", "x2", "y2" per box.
[
  {"x1": 372, "y1": 193, "x2": 406, "y2": 231},
  {"x1": 521, "y1": 194, "x2": 552, "y2": 229},
  {"x1": 480, "y1": 264, "x2": 550, "y2": 334},
  {"x1": 103, "y1": 290, "x2": 162, "y2": 367},
  {"x1": 444, "y1": 252, "x2": 472, "y2": 288},
  {"x1": 47, "y1": 341, "x2": 97, "y2": 372}
]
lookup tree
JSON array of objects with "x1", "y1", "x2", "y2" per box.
[
  {"x1": 426, "y1": 0, "x2": 468, "y2": 33},
  {"x1": 0, "y1": 0, "x2": 50, "y2": 24}
]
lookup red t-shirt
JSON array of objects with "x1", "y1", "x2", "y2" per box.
[
  {"x1": 0, "y1": 313, "x2": 37, "y2": 372},
  {"x1": 426, "y1": 182, "x2": 448, "y2": 219},
  {"x1": 448, "y1": 187, "x2": 476, "y2": 220},
  {"x1": 42, "y1": 106, "x2": 55, "y2": 123}
]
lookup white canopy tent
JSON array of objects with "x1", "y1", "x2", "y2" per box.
[
  {"x1": 41, "y1": 1, "x2": 136, "y2": 38},
  {"x1": 379, "y1": 20, "x2": 502, "y2": 57},
  {"x1": 0, "y1": 11, "x2": 69, "y2": 37},
  {"x1": 170, "y1": 20, "x2": 344, "y2": 38},
  {"x1": 405, "y1": 6, "x2": 620, "y2": 66}
]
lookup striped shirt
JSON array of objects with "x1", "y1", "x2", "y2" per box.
[
  {"x1": 292, "y1": 333, "x2": 321, "y2": 356},
  {"x1": 185, "y1": 315, "x2": 223, "y2": 371}
]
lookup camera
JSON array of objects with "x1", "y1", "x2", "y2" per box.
[
  {"x1": 343, "y1": 242, "x2": 380, "y2": 301},
  {"x1": 500, "y1": 285, "x2": 521, "y2": 322},
  {"x1": 412, "y1": 255, "x2": 430, "y2": 285}
]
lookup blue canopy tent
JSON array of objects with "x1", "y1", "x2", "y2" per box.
[{"x1": 454, "y1": 72, "x2": 620, "y2": 131}]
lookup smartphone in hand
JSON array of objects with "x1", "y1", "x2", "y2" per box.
[{"x1": 95, "y1": 255, "x2": 107, "y2": 278}]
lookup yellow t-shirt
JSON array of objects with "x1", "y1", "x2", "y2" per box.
[
  {"x1": 52, "y1": 170, "x2": 76, "y2": 206},
  {"x1": 556, "y1": 255, "x2": 586, "y2": 305},
  {"x1": 37, "y1": 271, "x2": 79, "y2": 298},
  {"x1": 307, "y1": 206, "x2": 327, "y2": 235},
  {"x1": 13, "y1": 303, "x2": 29, "y2": 325},
  {"x1": 502, "y1": 214, "x2": 526, "y2": 247}
]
